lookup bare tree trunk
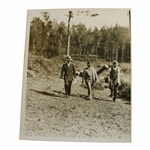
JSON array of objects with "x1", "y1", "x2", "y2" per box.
[
  {"x1": 104, "y1": 46, "x2": 106, "y2": 60},
  {"x1": 115, "y1": 48, "x2": 118, "y2": 61},
  {"x1": 106, "y1": 48, "x2": 109, "y2": 61},
  {"x1": 121, "y1": 44, "x2": 125, "y2": 62},
  {"x1": 79, "y1": 47, "x2": 81, "y2": 57},
  {"x1": 112, "y1": 48, "x2": 114, "y2": 61},
  {"x1": 95, "y1": 45, "x2": 97, "y2": 60},
  {"x1": 112, "y1": 43, "x2": 114, "y2": 61}
]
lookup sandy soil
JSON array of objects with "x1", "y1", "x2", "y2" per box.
[{"x1": 24, "y1": 74, "x2": 131, "y2": 141}]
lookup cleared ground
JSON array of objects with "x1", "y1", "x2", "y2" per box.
[{"x1": 22, "y1": 55, "x2": 131, "y2": 142}]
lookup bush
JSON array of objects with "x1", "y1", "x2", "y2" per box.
[
  {"x1": 121, "y1": 68, "x2": 131, "y2": 74},
  {"x1": 118, "y1": 80, "x2": 131, "y2": 101}
]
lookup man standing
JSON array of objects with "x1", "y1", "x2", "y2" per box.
[
  {"x1": 107, "y1": 60, "x2": 121, "y2": 102},
  {"x1": 82, "y1": 61, "x2": 99, "y2": 100},
  {"x1": 60, "y1": 55, "x2": 76, "y2": 98}
]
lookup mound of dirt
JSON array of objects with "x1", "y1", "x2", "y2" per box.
[{"x1": 27, "y1": 54, "x2": 64, "y2": 78}]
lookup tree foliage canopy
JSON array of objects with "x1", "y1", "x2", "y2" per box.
[{"x1": 29, "y1": 12, "x2": 131, "y2": 62}]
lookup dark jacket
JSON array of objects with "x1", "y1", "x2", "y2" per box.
[
  {"x1": 110, "y1": 66, "x2": 120, "y2": 80},
  {"x1": 61, "y1": 63, "x2": 76, "y2": 82}
]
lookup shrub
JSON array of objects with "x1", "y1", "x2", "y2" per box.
[{"x1": 118, "y1": 80, "x2": 131, "y2": 101}]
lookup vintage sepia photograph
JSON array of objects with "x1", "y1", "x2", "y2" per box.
[{"x1": 20, "y1": 8, "x2": 131, "y2": 142}]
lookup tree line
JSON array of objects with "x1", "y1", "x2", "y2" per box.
[{"x1": 29, "y1": 12, "x2": 131, "y2": 62}]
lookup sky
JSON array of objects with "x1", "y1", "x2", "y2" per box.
[{"x1": 28, "y1": 8, "x2": 130, "y2": 29}]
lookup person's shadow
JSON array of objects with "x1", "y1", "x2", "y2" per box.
[
  {"x1": 30, "y1": 89, "x2": 114, "y2": 102},
  {"x1": 30, "y1": 89, "x2": 64, "y2": 97}
]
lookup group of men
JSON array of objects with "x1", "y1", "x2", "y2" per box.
[{"x1": 60, "y1": 55, "x2": 121, "y2": 102}]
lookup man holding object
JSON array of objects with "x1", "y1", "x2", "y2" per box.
[
  {"x1": 107, "y1": 60, "x2": 121, "y2": 102},
  {"x1": 60, "y1": 55, "x2": 76, "y2": 98}
]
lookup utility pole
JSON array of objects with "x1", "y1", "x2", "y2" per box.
[
  {"x1": 67, "y1": 11, "x2": 73, "y2": 56},
  {"x1": 127, "y1": 10, "x2": 131, "y2": 34},
  {"x1": 129, "y1": 10, "x2": 131, "y2": 33},
  {"x1": 127, "y1": 10, "x2": 131, "y2": 63}
]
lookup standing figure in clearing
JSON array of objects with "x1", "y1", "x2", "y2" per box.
[
  {"x1": 60, "y1": 55, "x2": 76, "y2": 98},
  {"x1": 82, "y1": 61, "x2": 99, "y2": 100},
  {"x1": 107, "y1": 60, "x2": 121, "y2": 102}
]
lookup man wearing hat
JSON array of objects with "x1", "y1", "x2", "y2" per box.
[
  {"x1": 82, "y1": 61, "x2": 99, "y2": 100},
  {"x1": 60, "y1": 55, "x2": 76, "y2": 98},
  {"x1": 107, "y1": 60, "x2": 121, "y2": 102}
]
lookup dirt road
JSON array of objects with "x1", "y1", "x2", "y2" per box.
[{"x1": 24, "y1": 75, "x2": 131, "y2": 142}]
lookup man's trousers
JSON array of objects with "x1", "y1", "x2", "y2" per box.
[
  {"x1": 85, "y1": 80, "x2": 94, "y2": 100},
  {"x1": 64, "y1": 81, "x2": 72, "y2": 96}
]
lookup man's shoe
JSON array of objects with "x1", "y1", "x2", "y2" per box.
[
  {"x1": 88, "y1": 96, "x2": 92, "y2": 100},
  {"x1": 113, "y1": 98, "x2": 116, "y2": 102}
]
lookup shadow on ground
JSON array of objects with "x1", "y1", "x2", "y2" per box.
[
  {"x1": 30, "y1": 89, "x2": 62, "y2": 97},
  {"x1": 30, "y1": 89, "x2": 117, "y2": 103}
]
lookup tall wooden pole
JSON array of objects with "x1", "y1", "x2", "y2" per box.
[
  {"x1": 127, "y1": 10, "x2": 131, "y2": 35},
  {"x1": 67, "y1": 11, "x2": 73, "y2": 56},
  {"x1": 128, "y1": 10, "x2": 131, "y2": 63},
  {"x1": 127, "y1": 10, "x2": 131, "y2": 62},
  {"x1": 129, "y1": 10, "x2": 131, "y2": 34}
]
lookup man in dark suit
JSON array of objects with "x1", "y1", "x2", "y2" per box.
[
  {"x1": 60, "y1": 55, "x2": 76, "y2": 98},
  {"x1": 107, "y1": 60, "x2": 121, "y2": 102}
]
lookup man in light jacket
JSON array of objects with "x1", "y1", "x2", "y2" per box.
[{"x1": 82, "y1": 61, "x2": 99, "y2": 100}]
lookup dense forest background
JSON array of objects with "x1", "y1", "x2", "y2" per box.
[{"x1": 29, "y1": 12, "x2": 131, "y2": 62}]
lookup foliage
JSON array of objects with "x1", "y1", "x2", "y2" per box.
[
  {"x1": 29, "y1": 12, "x2": 68, "y2": 59},
  {"x1": 29, "y1": 12, "x2": 131, "y2": 62}
]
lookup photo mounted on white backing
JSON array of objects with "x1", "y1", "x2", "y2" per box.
[{"x1": 20, "y1": 8, "x2": 131, "y2": 142}]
